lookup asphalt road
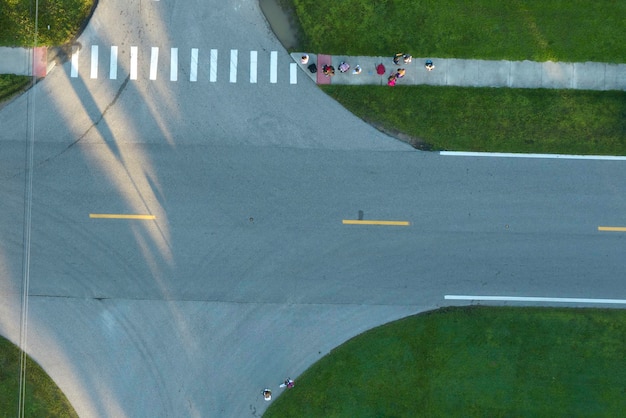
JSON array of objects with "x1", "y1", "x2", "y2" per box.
[{"x1": 1, "y1": 0, "x2": 625, "y2": 416}]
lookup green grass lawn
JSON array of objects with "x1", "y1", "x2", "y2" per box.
[
  {"x1": 292, "y1": 0, "x2": 626, "y2": 63},
  {"x1": 0, "y1": 336, "x2": 78, "y2": 417},
  {"x1": 265, "y1": 306, "x2": 626, "y2": 417},
  {"x1": 283, "y1": 0, "x2": 626, "y2": 155},
  {"x1": 0, "y1": 74, "x2": 31, "y2": 102},
  {"x1": 323, "y1": 85, "x2": 626, "y2": 154},
  {"x1": 0, "y1": 0, "x2": 94, "y2": 47}
]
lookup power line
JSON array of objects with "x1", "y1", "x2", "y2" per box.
[{"x1": 18, "y1": 1, "x2": 40, "y2": 417}]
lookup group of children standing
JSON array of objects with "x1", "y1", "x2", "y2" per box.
[
  {"x1": 386, "y1": 53, "x2": 435, "y2": 86},
  {"x1": 308, "y1": 52, "x2": 435, "y2": 84},
  {"x1": 385, "y1": 53, "x2": 410, "y2": 86},
  {"x1": 321, "y1": 61, "x2": 362, "y2": 76}
]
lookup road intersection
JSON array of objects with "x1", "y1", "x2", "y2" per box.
[{"x1": 1, "y1": 0, "x2": 625, "y2": 416}]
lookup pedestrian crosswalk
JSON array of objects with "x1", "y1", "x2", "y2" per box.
[{"x1": 69, "y1": 45, "x2": 298, "y2": 84}]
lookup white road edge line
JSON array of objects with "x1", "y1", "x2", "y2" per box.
[
  {"x1": 190, "y1": 48, "x2": 198, "y2": 82},
  {"x1": 110, "y1": 46, "x2": 118, "y2": 80},
  {"x1": 440, "y1": 151, "x2": 626, "y2": 161},
  {"x1": 70, "y1": 46, "x2": 79, "y2": 78},
  {"x1": 445, "y1": 295, "x2": 626, "y2": 304},
  {"x1": 90, "y1": 45, "x2": 98, "y2": 79}
]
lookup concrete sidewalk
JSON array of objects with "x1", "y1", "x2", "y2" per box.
[
  {"x1": 0, "y1": 47, "x2": 49, "y2": 77},
  {"x1": 1, "y1": 46, "x2": 624, "y2": 91},
  {"x1": 292, "y1": 53, "x2": 626, "y2": 91}
]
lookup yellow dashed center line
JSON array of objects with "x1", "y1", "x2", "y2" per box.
[
  {"x1": 89, "y1": 214, "x2": 156, "y2": 220},
  {"x1": 598, "y1": 226, "x2": 626, "y2": 232},
  {"x1": 342, "y1": 220, "x2": 410, "y2": 226}
]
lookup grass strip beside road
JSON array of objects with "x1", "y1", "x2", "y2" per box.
[
  {"x1": 264, "y1": 306, "x2": 626, "y2": 417},
  {"x1": 0, "y1": 74, "x2": 30, "y2": 102},
  {"x1": 323, "y1": 85, "x2": 626, "y2": 155},
  {"x1": 0, "y1": 336, "x2": 78, "y2": 417}
]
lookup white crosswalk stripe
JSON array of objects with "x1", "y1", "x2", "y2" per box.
[
  {"x1": 149, "y1": 47, "x2": 159, "y2": 80},
  {"x1": 110, "y1": 46, "x2": 118, "y2": 80},
  {"x1": 130, "y1": 46, "x2": 138, "y2": 80},
  {"x1": 250, "y1": 50, "x2": 257, "y2": 83},
  {"x1": 290, "y1": 63, "x2": 297, "y2": 84},
  {"x1": 69, "y1": 46, "x2": 298, "y2": 84},
  {"x1": 270, "y1": 51, "x2": 278, "y2": 83},
  {"x1": 210, "y1": 49, "x2": 218, "y2": 82},
  {"x1": 190, "y1": 48, "x2": 198, "y2": 82},
  {"x1": 170, "y1": 48, "x2": 178, "y2": 81},
  {"x1": 230, "y1": 49, "x2": 237, "y2": 83},
  {"x1": 90, "y1": 45, "x2": 98, "y2": 79},
  {"x1": 71, "y1": 46, "x2": 79, "y2": 77}
]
